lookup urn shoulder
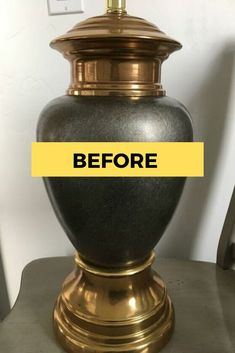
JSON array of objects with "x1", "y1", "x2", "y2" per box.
[{"x1": 38, "y1": 95, "x2": 192, "y2": 144}]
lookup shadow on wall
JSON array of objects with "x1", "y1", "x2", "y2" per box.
[
  {"x1": 158, "y1": 45, "x2": 235, "y2": 260},
  {"x1": 0, "y1": 236, "x2": 10, "y2": 319}
]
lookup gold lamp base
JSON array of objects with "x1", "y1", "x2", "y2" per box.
[{"x1": 54, "y1": 252, "x2": 174, "y2": 353}]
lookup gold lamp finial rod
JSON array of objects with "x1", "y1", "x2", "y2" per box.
[{"x1": 106, "y1": 0, "x2": 127, "y2": 14}]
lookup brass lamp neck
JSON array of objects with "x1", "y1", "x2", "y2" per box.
[
  {"x1": 106, "y1": 0, "x2": 127, "y2": 14},
  {"x1": 51, "y1": 0, "x2": 182, "y2": 97}
]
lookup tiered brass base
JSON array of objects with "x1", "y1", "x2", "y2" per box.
[{"x1": 54, "y1": 252, "x2": 174, "y2": 353}]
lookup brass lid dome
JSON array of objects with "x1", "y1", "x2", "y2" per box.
[{"x1": 51, "y1": 0, "x2": 182, "y2": 97}]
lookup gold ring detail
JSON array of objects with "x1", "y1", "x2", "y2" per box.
[{"x1": 75, "y1": 251, "x2": 155, "y2": 277}]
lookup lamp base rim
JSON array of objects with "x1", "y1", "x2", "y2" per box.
[{"x1": 53, "y1": 253, "x2": 174, "y2": 353}]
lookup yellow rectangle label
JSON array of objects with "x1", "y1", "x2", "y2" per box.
[{"x1": 32, "y1": 142, "x2": 204, "y2": 177}]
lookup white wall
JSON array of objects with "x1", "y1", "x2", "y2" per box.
[{"x1": 1, "y1": 0, "x2": 235, "y2": 306}]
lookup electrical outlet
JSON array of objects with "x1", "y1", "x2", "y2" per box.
[{"x1": 47, "y1": 0, "x2": 84, "y2": 16}]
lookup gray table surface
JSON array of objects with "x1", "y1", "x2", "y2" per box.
[{"x1": 0, "y1": 256, "x2": 235, "y2": 353}]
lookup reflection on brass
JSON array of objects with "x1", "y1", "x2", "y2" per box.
[
  {"x1": 68, "y1": 59, "x2": 165, "y2": 97},
  {"x1": 51, "y1": 3, "x2": 181, "y2": 97},
  {"x1": 54, "y1": 252, "x2": 174, "y2": 353}
]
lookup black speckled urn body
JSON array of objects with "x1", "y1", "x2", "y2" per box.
[{"x1": 38, "y1": 96, "x2": 193, "y2": 268}]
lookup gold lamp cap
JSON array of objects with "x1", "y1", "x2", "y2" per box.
[
  {"x1": 50, "y1": 0, "x2": 182, "y2": 97},
  {"x1": 50, "y1": 1, "x2": 182, "y2": 60}
]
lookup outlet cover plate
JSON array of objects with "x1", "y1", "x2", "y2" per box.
[{"x1": 47, "y1": 0, "x2": 84, "y2": 15}]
